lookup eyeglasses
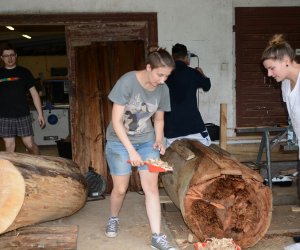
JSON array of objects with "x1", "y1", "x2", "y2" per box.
[{"x1": 2, "y1": 54, "x2": 16, "y2": 58}]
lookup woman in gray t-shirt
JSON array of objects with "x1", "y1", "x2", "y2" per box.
[{"x1": 105, "y1": 47, "x2": 176, "y2": 250}]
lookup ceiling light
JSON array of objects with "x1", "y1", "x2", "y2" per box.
[
  {"x1": 22, "y1": 34, "x2": 32, "y2": 39},
  {"x1": 5, "y1": 26, "x2": 14, "y2": 31}
]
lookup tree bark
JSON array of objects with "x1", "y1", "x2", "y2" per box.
[
  {"x1": 161, "y1": 139, "x2": 272, "y2": 249},
  {"x1": 0, "y1": 152, "x2": 87, "y2": 235}
]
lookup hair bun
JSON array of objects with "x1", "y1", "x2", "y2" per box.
[
  {"x1": 148, "y1": 45, "x2": 159, "y2": 54},
  {"x1": 269, "y1": 34, "x2": 285, "y2": 46}
]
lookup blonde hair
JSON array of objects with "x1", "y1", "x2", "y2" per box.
[
  {"x1": 261, "y1": 34, "x2": 295, "y2": 62},
  {"x1": 146, "y1": 45, "x2": 175, "y2": 69}
]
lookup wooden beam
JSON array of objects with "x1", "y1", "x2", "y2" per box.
[
  {"x1": 0, "y1": 225, "x2": 78, "y2": 250},
  {"x1": 220, "y1": 103, "x2": 227, "y2": 150},
  {"x1": 292, "y1": 206, "x2": 300, "y2": 212}
]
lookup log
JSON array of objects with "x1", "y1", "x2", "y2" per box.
[
  {"x1": 161, "y1": 139, "x2": 272, "y2": 248},
  {"x1": 0, "y1": 152, "x2": 87, "y2": 234},
  {"x1": 0, "y1": 225, "x2": 78, "y2": 250}
]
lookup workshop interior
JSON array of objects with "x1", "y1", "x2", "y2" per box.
[
  {"x1": 0, "y1": 8, "x2": 300, "y2": 250},
  {"x1": 0, "y1": 25, "x2": 70, "y2": 147}
]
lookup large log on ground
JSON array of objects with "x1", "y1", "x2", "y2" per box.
[
  {"x1": 0, "y1": 152, "x2": 87, "y2": 235},
  {"x1": 0, "y1": 225, "x2": 78, "y2": 250},
  {"x1": 161, "y1": 139, "x2": 272, "y2": 248}
]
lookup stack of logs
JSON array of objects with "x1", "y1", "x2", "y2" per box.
[{"x1": 161, "y1": 139, "x2": 272, "y2": 249}]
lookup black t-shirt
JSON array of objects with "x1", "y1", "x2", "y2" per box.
[
  {"x1": 164, "y1": 60, "x2": 211, "y2": 138},
  {"x1": 0, "y1": 66, "x2": 34, "y2": 118}
]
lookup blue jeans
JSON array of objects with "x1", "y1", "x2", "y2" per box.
[{"x1": 105, "y1": 140, "x2": 160, "y2": 175}]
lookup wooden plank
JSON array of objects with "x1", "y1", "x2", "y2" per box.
[
  {"x1": 160, "y1": 195, "x2": 173, "y2": 204},
  {"x1": 292, "y1": 206, "x2": 300, "y2": 212},
  {"x1": 0, "y1": 225, "x2": 78, "y2": 250},
  {"x1": 279, "y1": 169, "x2": 297, "y2": 176},
  {"x1": 220, "y1": 103, "x2": 227, "y2": 150}
]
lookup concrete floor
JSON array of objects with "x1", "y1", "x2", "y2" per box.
[
  {"x1": 1, "y1": 142, "x2": 300, "y2": 249},
  {"x1": 39, "y1": 185, "x2": 300, "y2": 250},
  {"x1": 42, "y1": 191, "x2": 177, "y2": 250}
]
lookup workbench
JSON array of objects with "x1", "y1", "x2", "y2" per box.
[{"x1": 236, "y1": 126, "x2": 287, "y2": 188}]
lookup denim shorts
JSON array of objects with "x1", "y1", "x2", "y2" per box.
[{"x1": 105, "y1": 140, "x2": 160, "y2": 175}]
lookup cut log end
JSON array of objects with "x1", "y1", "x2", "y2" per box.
[
  {"x1": 0, "y1": 159, "x2": 25, "y2": 233},
  {"x1": 0, "y1": 153, "x2": 87, "y2": 235},
  {"x1": 162, "y1": 140, "x2": 272, "y2": 249},
  {"x1": 184, "y1": 175, "x2": 272, "y2": 248}
]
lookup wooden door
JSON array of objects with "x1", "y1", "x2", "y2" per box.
[
  {"x1": 63, "y1": 15, "x2": 157, "y2": 177},
  {"x1": 95, "y1": 41, "x2": 145, "y2": 130},
  {"x1": 94, "y1": 41, "x2": 145, "y2": 192},
  {"x1": 235, "y1": 7, "x2": 300, "y2": 128},
  {"x1": 74, "y1": 41, "x2": 145, "y2": 191},
  {"x1": 74, "y1": 45, "x2": 105, "y2": 178}
]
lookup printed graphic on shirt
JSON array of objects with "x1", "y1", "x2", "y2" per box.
[
  {"x1": 123, "y1": 93, "x2": 157, "y2": 135},
  {"x1": 0, "y1": 77, "x2": 20, "y2": 83}
]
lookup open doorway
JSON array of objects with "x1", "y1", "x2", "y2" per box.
[
  {"x1": 0, "y1": 25, "x2": 70, "y2": 146},
  {"x1": 0, "y1": 25, "x2": 68, "y2": 104}
]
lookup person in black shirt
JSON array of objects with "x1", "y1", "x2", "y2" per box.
[
  {"x1": 0, "y1": 43, "x2": 45, "y2": 154},
  {"x1": 164, "y1": 43, "x2": 211, "y2": 147}
]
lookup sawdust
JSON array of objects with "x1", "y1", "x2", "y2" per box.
[
  {"x1": 194, "y1": 237, "x2": 241, "y2": 250},
  {"x1": 186, "y1": 175, "x2": 267, "y2": 248},
  {"x1": 146, "y1": 158, "x2": 174, "y2": 171}
]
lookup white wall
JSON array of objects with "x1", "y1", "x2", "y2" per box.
[{"x1": 1, "y1": 0, "x2": 300, "y2": 136}]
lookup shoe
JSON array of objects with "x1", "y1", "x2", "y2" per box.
[
  {"x1": 105, "y1": 217, "x2": 119, "y2": 237},
  {"x1": 151, "y1": 233, "x2": 175, "y2": 250},
  {"x1": 264, "y1": 175, "x2": 294, "y2": 187}
]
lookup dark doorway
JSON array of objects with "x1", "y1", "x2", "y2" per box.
[{"x1": 235, "y1": 7, "x2": 300, "y2": 128}]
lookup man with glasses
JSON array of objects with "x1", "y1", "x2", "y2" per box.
[{"x1": 0, "y1": 43, "x2": 45, "y2": 154}]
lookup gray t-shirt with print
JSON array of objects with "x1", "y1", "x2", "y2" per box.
[{"x1": 106, "y1": 71, "x2": 170, "y2": 144}]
